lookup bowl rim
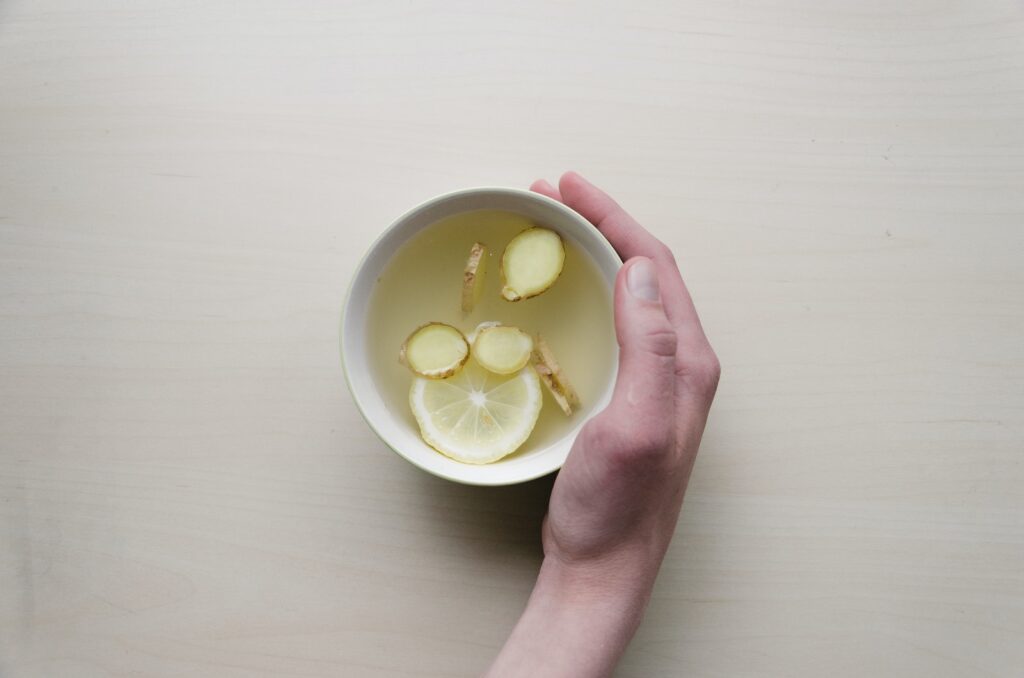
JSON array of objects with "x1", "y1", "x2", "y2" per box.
[{"x1": 341, "y1": 186, "x2": 621, "y2": 486}]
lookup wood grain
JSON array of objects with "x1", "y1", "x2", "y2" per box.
[{"x1": 1, "y1": 1, "x2": 1022, "y2": 676}]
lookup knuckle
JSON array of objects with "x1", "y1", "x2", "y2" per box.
[
  {"x1": 586, "y1": 412, "x2": 674, "y2": 469},
  {"x1": 654, "y1": 242, "x2": 676, "y2": 266},
  {"x1": 693, "y1": 351, "x2": 722, "y2": 394},
  {"x1": 645, "y1": 325, "x2": 678, "y2": 358},
  {"x1": 676, "y1": 347, "x2": 721, "y2": 396},
  {"x1": 634, "y1": 427, "x2": 674, "y2": 459},
  {"x1": 703, "y1": 348, "x2": 722, "y2": 378},
  {"x1": 618, "y1": 418, "x2": 674, "y2": 463}
]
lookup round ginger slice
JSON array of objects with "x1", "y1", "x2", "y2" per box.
[
  {"x1": 474, "y1": 325, "x2": 534, "y2": 375},
  {"x1": 399, "y1": 322, "x2": 470, "y2": 379},
  {"x1": 500, "y1": 228, "x2": 565, "y2": 301},
  {"x1": 467, "y1": 320, "x2": 502, "y2": 345}
]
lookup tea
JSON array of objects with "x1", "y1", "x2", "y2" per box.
[{"x1": 367, "y1": 209, "x2": 616, "y2": 459}]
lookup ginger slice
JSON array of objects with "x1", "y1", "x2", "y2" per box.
[
  {"x1": 461, "y1": 242, "x2": 488, "y2": 313},
  {"x1": 399, "y1": 322, "x2": 470, "y2": 379},
  {"x1": 500, "y1": 228, "x2": 565, "y2": 301},
  {"x1": 467, "y1": 320, "x2": 502, "y2": 345},
  {"x1": 532, "y1": 335, "x2": 580, "y2": 415},
  {"x1": 474, "y1": 325, "x2": 534, "y2": 375}
]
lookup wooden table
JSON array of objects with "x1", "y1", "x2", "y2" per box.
[{"x1": 2, "y1": 2, "x2": 1022, "y2": 676}]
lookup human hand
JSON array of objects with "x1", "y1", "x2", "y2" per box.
[
  {"x1": 537, "y1": 171, "x2": 720, "y2": 593},
  {"x1": 486, "y1": 172, "x2": 720, "y2": 677}
]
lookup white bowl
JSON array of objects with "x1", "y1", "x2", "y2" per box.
[{"x1": 341, "y1": 187, "x2": 620, "y2": 485}]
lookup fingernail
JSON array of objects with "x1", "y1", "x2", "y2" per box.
[
  {"x1": 537, "y1": 179, "x2": 555, "y2": 192},
  {"x1": 627, "y1": 258, "x2": 660, "y2": 302}
]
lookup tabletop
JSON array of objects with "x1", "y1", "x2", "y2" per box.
[{"x1": 1, "y1": 1, "x2": 1022, "y2": 676}]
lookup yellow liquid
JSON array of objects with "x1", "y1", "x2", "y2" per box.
[{"x1": 367, "y1": 210, "x2": 616, "y2": 459}]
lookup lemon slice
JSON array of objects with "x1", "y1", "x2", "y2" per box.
[{"x1": 409, "y1": 359, "x2": 542, "y2": 464}]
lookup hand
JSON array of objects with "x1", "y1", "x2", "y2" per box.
[{"x1": 486, "y1": 172, "x2": 720, "y2": 678}]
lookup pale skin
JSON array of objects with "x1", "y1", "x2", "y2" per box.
[{"x1": 485, "y1": 172, "x2": 721, "y2": 678}]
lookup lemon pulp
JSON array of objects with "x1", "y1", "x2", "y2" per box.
[{"x1": 409, "y1": 359, "x2": 542, "y2": 464}]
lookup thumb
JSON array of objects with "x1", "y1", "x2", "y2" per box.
[{"x1": 607, "y1": 257, "x2": 678, "y2": 428}]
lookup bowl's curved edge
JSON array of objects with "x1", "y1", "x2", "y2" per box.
[{"x1": 340, "y1": 186, "x2": 621, "y2": 486}]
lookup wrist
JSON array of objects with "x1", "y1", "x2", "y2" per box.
[
  {"x1": 535, "y1": 552, "x2": 656, "y2": 622},
  {"x1": 484, "y1": 556, "x2": 655, "y2": 677}
]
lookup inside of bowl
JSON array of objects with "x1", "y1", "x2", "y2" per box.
[{"x1": 343, "y1": 188, "x2": 620, "y2": 485}]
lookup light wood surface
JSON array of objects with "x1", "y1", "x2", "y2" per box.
[{"x1": 2, "y1": 2, "x2": 1022, "y2": 676}]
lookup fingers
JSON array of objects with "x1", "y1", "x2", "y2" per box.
[
  {"x1": 557, "y1": 171, "x2": 711, "y2": 358},
  {"x1": 530, "y1": 179, "x2": 562, "y2": 202},
  {"x1": 529, "y1": 172, "x2": 720, "y2": 408},
  {"x1": 603, "y1": 257, "x2": 677, "y2": 451},
  {"x1": 558, "y1": 172, "x2": 665, "y2": 261}
]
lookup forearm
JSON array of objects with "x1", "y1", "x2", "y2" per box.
[{"x1": 484, "y1": 556, "x2": 653, "y2": 678}]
